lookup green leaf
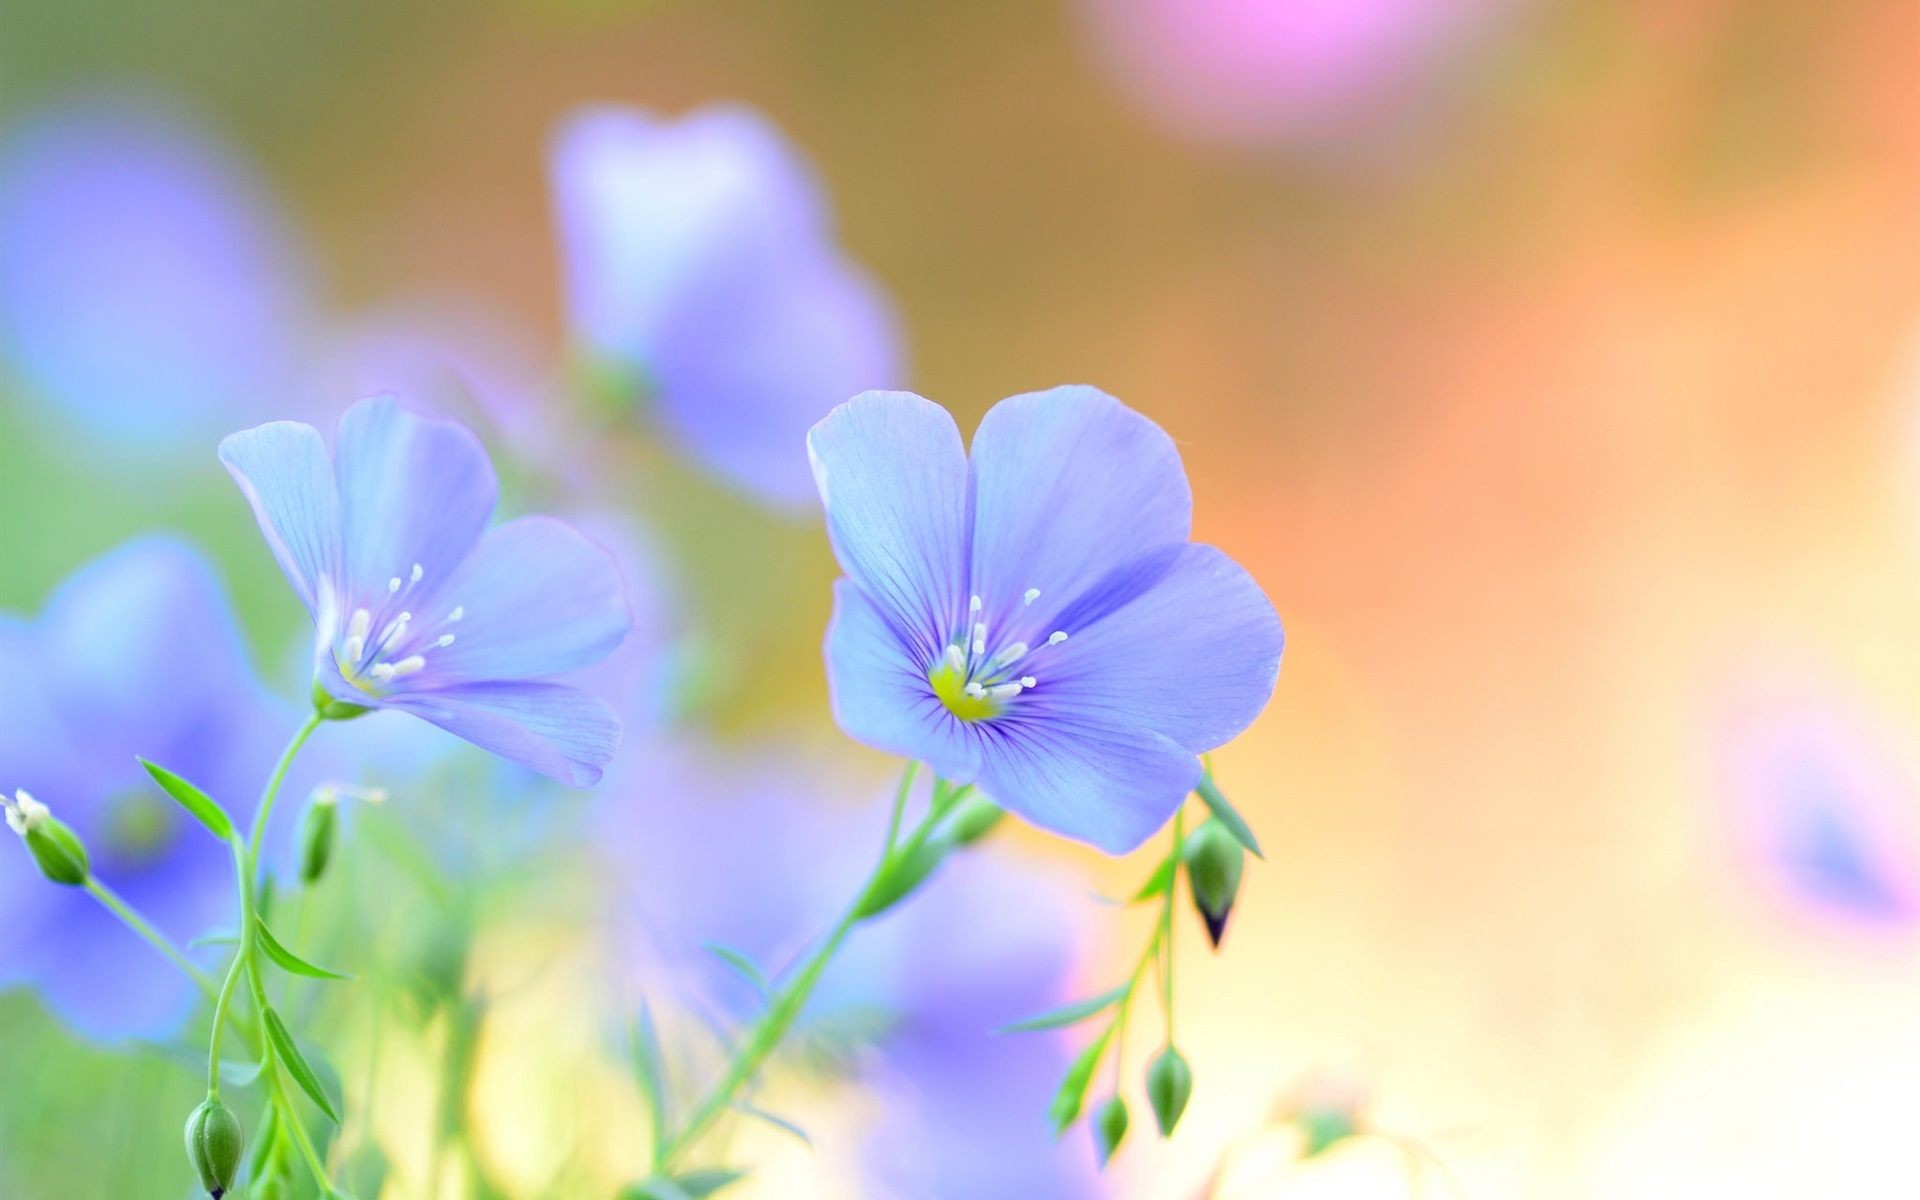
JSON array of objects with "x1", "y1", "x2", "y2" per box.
[
  {"x1": 999, "y1": 984, "x2": 1129, "y2": 1033},
  {"x1": 139, "y1": 759, "x2": 233, "y2": 841},
  {"x1": 263, "y1": 1006, "x2": 340, "y2": 1123},
  {"x1": 1050, "y1": 1024, "x2": 1116, "y2": 1133},
  {"x1": 620, "y1": 1179, "x2": 694, "y2": 1200},
  {"x1": 1195, "y1": 774, "x2": 1263, "y2": 859},
  {"x1": 701, "y1": 942, "x2": 769, "y2": 997},
  {"x1": 854, "y1": 837, "x2": 951, "y2": 919},
  {"x1": 675, "y1": 1168, "x2": 747, "y2": 1197},
  {"x1": 733, "y1": 1102, "x2": 811, "y2": 1149},
  {"x1": 1130, "y1": 856, "x2": 1176, "y2": 902},
  {"x1": 632, "y1": 1002, "x2": 670, "y2": 1153},
  {"x1": 186, "y1": 930, "x2": 238, "y2": 949},
  {"x1": 255, "y1": 917, "x2": 352, "y2": 980}
]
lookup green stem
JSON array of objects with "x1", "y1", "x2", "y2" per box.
[
  {"x1": 1158, "y1": 808, "x2": 1184, "y2": 1033},
  {"x1": 249, "y1": 711, "x2": 324, "y2": 882},
  {"x1": 84, "y1": 877, "x2": 219, "y2": 1000},
  {"x1": 657, "y1": 764, "x2": 953, "y2": 1169}
]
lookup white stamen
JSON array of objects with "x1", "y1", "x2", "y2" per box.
[
  {"x1": 386, "y1": 655, "x2": 426, "y2": 679},
  {"x1": 409, "y1": 563, "x2": 424, "y2": 584},
  {"x1": 971, "y1": 623, "x2": 987, "y2": 656},
  {"x1": 369, "y1": 663, "x2": 396, "y2": 682},
  {"x1": 447, "y1": 606, "x2": 465, "y2": 622},
  {"x1": 964, "y1": 682, "x2": 987, "y2": 698},
  {"x1": 944, "y1": 644, "x2": 966, "y2": 674},
  {"x1": 1023, "y1": 588, "x2": 1041, "y2": 606},
  {"x1": 1047, "y1": 630, "x2": 1069, "y2": 646},
  {"x1": 987, "y1": 682, "x2": 1024, "y2": 700},
  {"x1": 437, "y1": 634, "x2": 456, "y2": 648},
  {"x1": 388, "y1": 576, "x2": 402, "y2": 594},
  {"x1": 342, "y1": 608, "x2": 372, "y2": 662},
  {"x1": 989, "y1": 641, "x2": 1029, "y2": 669},
  {"x1": 1020, "y1": 675, "x2": 1037, "y2": 689},
  {"x1": 969, "y1": 595, "x2": 982, "y2": 614},
  {"x1": 4, "y1": 789, "x2": 48, "y2": 836}
]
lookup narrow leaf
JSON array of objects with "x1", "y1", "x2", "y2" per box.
[
  {"x1": 187, "y1": 930, "x2": 238, "y2": 949},
  {"x1": 632, "y1": 1002, "x2": 670, "y2": 1152},
  {"x1": 701, "y1": 942, "x2": 769, "y2": 997},
  {"x1": 854, "y1": 838, "x2": 951, "y2": 919},
  {"x1": 1130, "y1": 856, "x2": 1176, "y2": 903},
  {"x1": 1195, "y1": 775, "x2": 1263, "y2": 859},
  {"x1": 1050, "y1": 1024, "x2": 1116, "y2": 1133},
  {"x1": 263, "y1": 1006, "x2": 340, "y2": 1123},
  {"x1": 255, "y1": 918, "x2": 352, "y2": 980},
  {"x1": 139, "y1": 759, "x2": 233, "y2": 840},
  {"x1": 999, "y1": 984, "x2": 1129, "y2": 1034},
  {"x1": 733, "y1": 1102, "x2": 812, "y2": 1149},
  {"x1": 675, "y1": 1168, "x2": 747, "y2": 1197},
  {"x1": 620, "y1": 1179, "x2": 694, "y2": 1200}
]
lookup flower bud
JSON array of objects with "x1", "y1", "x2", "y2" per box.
[
  {"x1": 1183, "y1": 817, "x2": 1244, "y2": 947},
  {"x1": 5, "y1": 790, "x2": 89, "y2": 886},
  {"x1": 1146, "y1": 1044, "x2": 1193, "y2": 1136},
  {"x1": 298, "y1": 791, "x2": 338, "y2": 885},
  {"x1": 183, "y1": 1097, "x2": 244, "y2": 1198},
  {"x1": 944, "y1": 795, "x2": 1006, "y2": 846},
  {"x1": 1092, "y1": 1094, "x2": 1129, "y2": 1167}
]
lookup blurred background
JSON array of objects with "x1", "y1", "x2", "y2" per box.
[{"x1": 7, "y1": 1, "x2": 1920, "y2": 1197}]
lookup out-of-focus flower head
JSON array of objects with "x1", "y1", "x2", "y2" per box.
[
  {"x1": 808, "y1": 385, "x2": 1284, "y2": 854},
  {"x1": 1076, "y1": 0, "x2": 1508, "y2": 152},
  {"x1": 0, "y1": 536, "x2": 321, "y2": 1039},
  {"x1": 0, "y1": 92, "x2": 312, "y2": 447},
  {"x1": 219, "y1": 395, "x2": 633, "y2": 785},
  {"x1": 597, "y1": 745, "x2": 1100, "y2": 1197},
  {"x1": 1720, "y1": 682, "x2": 1920, "y2": 932},
  {"x1": 549, "y1": 103, "x2": 904, "y2": 508}
]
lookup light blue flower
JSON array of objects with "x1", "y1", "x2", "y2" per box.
[
  {"x1": 808, "y1": 385, "x2": 1284, "y2": 853},
  {"x1": 597, "y1": 747, "x2": 1099, "y2": 1197},
  {"x1": 0, "y1": 93, "x2": 311, "y2": 448},
  {"x1": 219, "y1": 395, "x2": 632, "y2": 785},
  {"x1": 0, "y1": 536, "x2": 321, "y2": 1039},
  {"x1": 550, "y1": 103, "x2": 903, "y2": 507}
]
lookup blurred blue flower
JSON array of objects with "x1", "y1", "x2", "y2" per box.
[
  {"x1": 219, "y1": 395, "x2": 632, "y2": 785},
  {"x1": 808, "y1": 385, "x2": 1284, "y2": 853},
  {"x1": 550, "y1": 103, "x2": 904, "y2": 507},
  {"x1": 0, "y1": 93, "x2": 311, "y2": 447},
  {"x1": 0, "y1": 536, "x2": 320, "y2": 1040},
  {"x1": 1722, "y1": 688, "x2": 1920, "y2": 930},
  {"x1": 599, "y1": 747, "x2": 1099, "y2": 1197}
]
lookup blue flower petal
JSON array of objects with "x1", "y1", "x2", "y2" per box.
[
  {"x1": 335, "y1": 395, "x2": 497, "y2": 601},
  {"x1": 1031, "y1": 543, "x2": 1283, "y2": 753},
  {"x1": 967, "y1": 384, "x2": 1191, "y2": 632},
  {"x1": 973, "y1": 709, "x2": 1202, "y2": 854},
  {"x1": 383, "y1": 681, "x2": 621, "y2": 787},
  {"x1": 824, "y1": 580, "x2": 982, "y2": 783},
  {"x1": 654, "y1": 255, "x2": 903, "y2": 507},
  {"x1": 218, "y1": 418, "x2": 342, "y2": 617},
  {"x1": 808, "y1": 391, "x2": 970, "y2": 666},
  {"x1": 421, "y1": 516, "x2": 631, "y2": 684}
]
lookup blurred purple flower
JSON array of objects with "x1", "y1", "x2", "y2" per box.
[
  {"x1": 1077, "y1": 0, "x2": 1505, "y2": 149},
  {"x1": 1722, "y1": 690, "x2": 1920, "y2": 930},
  {"x1": 219, "y1": 395, "x2": 632, "y2": 785},
  {"x1": 0, "y1": 94, "x2": 311, "y2": 446},
  {"x1": 0, "y1": 536, "x2": 321, "y2": 1040},
  {"x1": 808, "y1": 385, "x2": 1284, "y2": 854},
  {"x1": 550, "y1": 103, "x2": 904, "y2": 508},
  {"x1": 599, "y1": 747, "x2": 1099, "y2": 1197}
]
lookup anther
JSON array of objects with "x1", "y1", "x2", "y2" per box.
[
  {"x1": 388, "y1": 576, "x2": 402, "y2": 594},
  {"x1": 987, "y1": 682, "x2": 1024, "y2": 700},
  {"x1": 436, "y1": 634, "x2": 456, "y2": 648},
  {"x1": 1023, "y1": 588, "x2": 1041, "y2": 606},
  {"x1": 944, "y1": 644, "x2": 966, "y2": 674},
  {"x1": 1047, "y1": 631, "x2": 1069, "y2": 646},
  {"x1": 409, "y1": 563, "x2": 424, "y2": 584},
  {"x1": 1020, "y1": 676, "x2": 1037, "y2": 689}
]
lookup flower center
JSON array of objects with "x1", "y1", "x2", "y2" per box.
[
  {"x1": 333, "y1": 562, "x2": 464, "y2": 694},
  {"x1": 927, "y1": 588, "x2": 1068, "y2": 723}
]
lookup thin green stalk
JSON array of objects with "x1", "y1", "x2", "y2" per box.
[
  {"x1": 249, "y1": 711, "x2": 324, "y2": 880},
  {"x1": 84, "y1": 877, "x2": 219, "y2": 1000},
  {"x1": 657, "y1": 764, "x2": 952, "y2": 1169},
  {"x1": 1158, "y1": 808, "x2": 1184, "y2": 1032}
]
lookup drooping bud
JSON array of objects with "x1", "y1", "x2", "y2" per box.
[
  {"x1": 1146, "y1": 1044, "x2": 1193, "y2": 1136},
  {"x1": 5, "y1": 790, "x2": 89, "y2": 886},
  {"x1": 298, "y1": 790, "x2": 339, "y2": 885},
  {"x1": 1092, "y1": 1094, "x2": 1130, "y2": 1167},
  {"x1": 183, "y1": 1097, "x2": 244, "y2": 1198},
  {"x1": 944, "y1": 794, "x2": 1006, "y2": 846},
  {"x1": 1183, "y1": 817, "x2": 1244, "y2": 947}
]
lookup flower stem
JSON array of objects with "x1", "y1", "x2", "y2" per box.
[{"x1": 656, "y1": 763, "x2": 958, "y2": 1170}]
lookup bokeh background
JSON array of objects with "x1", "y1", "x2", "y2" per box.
[{"x1": 7, "y1": 1, "x2": 1920, "y2": 1197}]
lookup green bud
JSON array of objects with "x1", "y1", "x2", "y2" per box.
[
  {"x1": 1092, "y1": 1095, "x2": 1129, "y2": 1167},
  {"x1": 311, "y1": 680, "x2": 371, "y2": 722},
  {"x1": 1183, "y1": 818, "x2": 1244, "y2": 947},
  {"x1": 298, "y1": 792, "x2": 339, "y2": 885},
  {"x1": 5, "y1": 791, "x2": 89, "y2": 886},
  {"x1": 1146, "y1": 1044, "x2": 1193, "y2": 1136},
  {"x1": 944, "y1": 795, "x2": 1005, "y2": 846},
  {"x1": 183, "y1": 1097, "x2": 244, "y2": 1198}
]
